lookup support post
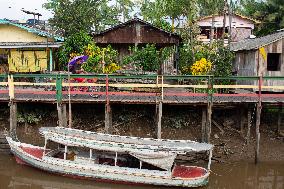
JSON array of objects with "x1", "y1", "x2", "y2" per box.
[
  {"x1": 62, "y1": 104, "x2": 67, "y2": 127},
  {"x1": 201, "y1": 107, "x2": 207, "y2": 142},
  {"x1": 105, "y1": 104, "x2": 112, "y2": 134},
  {"x1": 57, "y1": 103, "x2": 67, "y2": 127},
  {"x1": 57, "y1": 103, "x2": 62, "y2": 127},
  {"x1": 9, "y1": 101, "x2": 17, "y2": 138},
  {"x1": 246, "y1": 109, "x2": 252, "y2": 144},
  {"x1": 156, "y1": 102, "x2": 162, "y2": 139},
  {"x1": 255, "y1": 102, "x2": 262, "y2": 164},
  {"x1": 49, "y1": 48, "x2": 53, "y2": 72},
  {"x1": 206, "y1": 102, "x2": 212, "y2": 143},
  {"x1": 277, "y1": 105, "x2": 282, "y2": 135},
  {"x1": 240, "y1": 106, "x2": 245, "y2": 136}
]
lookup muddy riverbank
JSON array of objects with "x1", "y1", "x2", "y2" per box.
[{"x1": 0, "y1": 103, "x2": 283, "y2": 163}]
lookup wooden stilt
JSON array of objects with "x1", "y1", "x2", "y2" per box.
[
  {"x1": 255, "y1": 102, "x2": 262, "y2": 164},
  {"x1": 240, "y1": 106, "x2": 245, "y2": 136},
  {"x1": 246, "y1": 109, "x2": 252, "y2": 144},
  {"x1": 206, "y1": 102, "x2": 212, "y2": 143},
  {"x1": 9, "y1": 101, "x2": 17, "y2": 138},
  {"x1": 201, "y1": 107, "x2": 207, "y2": 142},
  {"x1": 57, "y1": 103, "x2": 63, "y2": 127},
  {"x1": 277, "y1": 105, "x2": 282, "y2": 135},
  {"x1": 105, "y1": 104, "x2": 112, "y2": 134},
  {"x1": 156, "y1": 102, "x2": 162, "y2": 139},
  {"x1": 62, "y1": 104, "x2": 67, "y2": 127}
]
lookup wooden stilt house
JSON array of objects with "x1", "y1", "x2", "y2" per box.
[{"x1": 231, "y1": 30, "x2": 284, "y2": 92}]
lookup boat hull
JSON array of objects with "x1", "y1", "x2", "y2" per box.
[{"x1": 7, "y1": 137, "x2": 209, "y2": 187}]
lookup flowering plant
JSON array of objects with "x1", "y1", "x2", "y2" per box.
[{"x1": 190, "y1": 58, "x2": 212, "y2": 75}]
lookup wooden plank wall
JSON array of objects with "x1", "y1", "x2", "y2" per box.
[{"x1": 235, "y1": 38, "x2": 284, "y2": 92}]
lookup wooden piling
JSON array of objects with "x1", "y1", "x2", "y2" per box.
[
  {"x1": 278, "y1": 105, "x2": 282, "y2": 135},
  {"x1": 9, "y1": 101, "x2": 17, "y2": 137},
  {"x1": 206, "y1": 102, "x2": 212, "y2": 143},
  {"x1": 105, "y1": 104, "x2": 112, "y2": 134},
  {"x1": 57, "y1": 103, "x2": 62, "y2": 127},
  {"x1": 255, "y1": 102, "x2": 262, "y2": 164},
  {"x1": 62, "y1": 104, "x2": 67, "y2": 128},
  {"x1": 156, "y1": 102, "x2": 162, "y2": 139},
  {"x1": 57, "y1": 103, "x2": 67, "y2": 127},
  {"x1": 246, "y1": 109, "x2": 252, "y2": 144},
  {"x1": 240, "y1": 106, "x2": 245, "y2": 136},
  {"x1": 201, "y1": 107, "x2": 207, "y2": 142}
]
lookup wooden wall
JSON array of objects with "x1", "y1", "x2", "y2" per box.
[{"x1": 234, "y1": 39, "x2": 284, "y2": 92}]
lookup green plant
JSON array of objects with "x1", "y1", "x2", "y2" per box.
[
  {"x1": 57, "y1": 31, "x2": 93, "y2": 70},
  {"x1": 82, "y1": 44, "x2": 119, "y2": 73},
  {"x1": 17, "y1": 112, "x2": 41, "y2": 124},
  {"x1": 123, "y1": 44, "x2": 173, "y2": 72}
]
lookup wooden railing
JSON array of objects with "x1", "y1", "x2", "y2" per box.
[{"x1": 0, "y1": 74, "x2": 283, "y2": 103}]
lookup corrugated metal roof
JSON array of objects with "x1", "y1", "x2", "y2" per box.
[
  {"x1": 0, "y1": 19, "x2": 64, "y2": 42},
  {"x1": 230, "y1": 31, "x2": 284, "y2": 51},
  {"x1": 0, "y1": 42, "x2": 63, "y2": 48},
  {"x1": 93, "y1": 17, "x2": 181, "y2": 38}
]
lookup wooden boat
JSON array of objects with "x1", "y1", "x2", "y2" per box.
[{"x1": 6, "y1": 127, "x2": 213, "y2": 187}]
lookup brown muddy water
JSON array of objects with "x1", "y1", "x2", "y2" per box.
[{"x1": 0, "y1": 152, "x2": 283, "y2": 189}]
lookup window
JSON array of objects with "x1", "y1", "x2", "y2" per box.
[{"x1": 267, "y1": 53, "x2": 281, "y2": 71}]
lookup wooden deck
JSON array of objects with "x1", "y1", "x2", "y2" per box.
[{"x1": 0, "y1": 89, "x2": 283, "y2": 104}]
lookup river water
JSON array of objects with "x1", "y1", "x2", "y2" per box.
[{"x1": 0, "y1": 152, "x2": 283, "y2": 189}]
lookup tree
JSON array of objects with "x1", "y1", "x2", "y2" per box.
[
  {"x1": 240, "y1": 0, "x2": 284, "y2": 36},
  {"x1": 44, "y1": 0, "x2": 120, "y2": 36},
  {"x1": 115, "y1": 0, "x2": 136, "y2": 22}
]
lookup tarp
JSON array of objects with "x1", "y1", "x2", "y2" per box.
[{"x1": 130, "y1": 151, "x2": 177, "y2": 171}]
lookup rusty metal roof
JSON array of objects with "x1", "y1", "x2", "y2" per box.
[
  {"x1": 93, "y1": 17, "x2": 180, "y2": 38},
  {"x1": 230, "y1": 31, "x2": 284, "y2": 51}
]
